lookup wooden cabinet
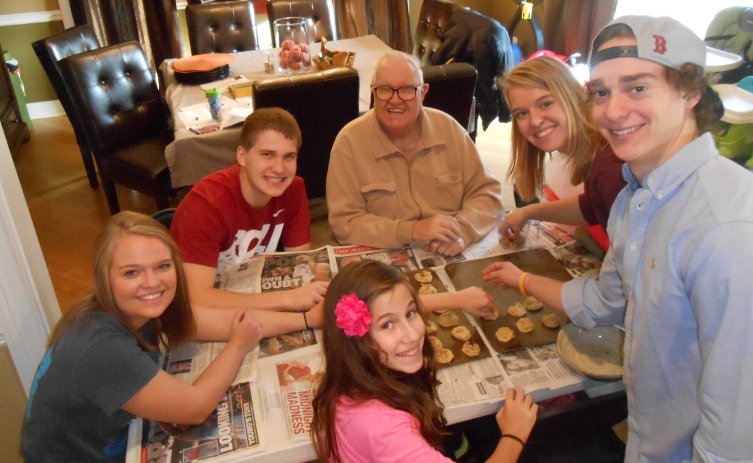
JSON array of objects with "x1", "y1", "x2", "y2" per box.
[{"x1": 0, "y1": 41, "x2": 30, "y2": 155}]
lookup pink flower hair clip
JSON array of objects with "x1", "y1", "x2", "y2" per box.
[{"x1": 335, "y1": 293, "x2": 372, "y2": 337}]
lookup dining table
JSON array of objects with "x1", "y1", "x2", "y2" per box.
[
  {"x1": 160, "y1": 34, "x2": 393, "y2": 190},
  {"x1": 126, "y1": 222, "x2": 626, "y2": 463}
]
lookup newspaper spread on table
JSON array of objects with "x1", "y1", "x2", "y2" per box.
[
  {"x1": 133, "y1": 225, "x2": 608, "y2": 462},
  {"x1": 139, "y1": 342, "x2": 263, "y2": 463}
]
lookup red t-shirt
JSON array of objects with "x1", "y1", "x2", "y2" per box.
[{"x1": 171, "y1": 164, "x2": 311, "y2": 275}]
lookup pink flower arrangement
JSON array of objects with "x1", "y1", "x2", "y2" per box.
[{"x1": 335, "y1": 293, "x2": 372, "y2": 337}]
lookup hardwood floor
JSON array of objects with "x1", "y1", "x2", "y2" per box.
[
  {"x1": 12, "y1": 115, "x2": 515, "y2": 313},
  {"x1": 13, "y1": 116, "x2": 160, "y2": 311}
]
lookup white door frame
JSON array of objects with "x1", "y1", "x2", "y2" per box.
[
  {"x1": 58, "y1": 0, "x2": 74, "y2": 28},
  {"x1": 0, "y1": 128, "x2": 59, "y2": 395}
]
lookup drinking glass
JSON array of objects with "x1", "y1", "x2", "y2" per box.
[{"x1": 498, "y1": 208, "x2": 531, "y2": 250}]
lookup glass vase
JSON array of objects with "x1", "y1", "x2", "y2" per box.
[{"x1": 274, "y1": 17, "x2": 312, "y2": 74}]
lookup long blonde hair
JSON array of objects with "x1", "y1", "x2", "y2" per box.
[
  {"x1": 47, "y1": 211, "x2": 195, "y2": 351},
  {"x1": 502, "y1": 57, "x2": 603, "y2": 201}
]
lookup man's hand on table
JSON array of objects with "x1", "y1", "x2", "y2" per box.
[
  {"x1": 412, "y1": 215, "x2": 462, "y2": 243},
  {"x1": 429, "y1": 236, "x2": 466, "y2": 256},
  {"x1": 285, "y1": 281, "x2": 329, "y2": 311}
]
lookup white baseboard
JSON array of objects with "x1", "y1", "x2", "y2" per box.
[
  {"x1": 28, "y1": 100, "x2": 65, "y2": 120},
  {"x1": 0, "y1": 11, "x2": 62, "y2": 27}
]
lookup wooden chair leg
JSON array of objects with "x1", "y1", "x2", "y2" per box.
[
  {"x1": 79, "y1": 145, "x2": 99, "y2": 189},
  {"x1": 156, "y1": 195, "x2": 170, "y2": 210},
  {"x1": 102, "y1": 179, "x2": 120, "y2": 214}
]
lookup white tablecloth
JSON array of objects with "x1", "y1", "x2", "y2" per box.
[{"x1": 162, "y1": 35, "x2": 392, "y2": 189}]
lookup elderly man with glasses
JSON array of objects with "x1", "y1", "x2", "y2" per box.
[{"x1": 326, "y1": 50, "x2": 502, "y2": 257}]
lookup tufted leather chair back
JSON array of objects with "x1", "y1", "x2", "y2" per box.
[
  {"x1": 267, "y1": 0, "x2": 337, "y2": 46},
  {"x1": 413, "y1": 0, "x2": 463, "y2": 66},
  {"x1": 186, "y1": 0, "x2": 259, "y2": 54},
  {"x1": 61, "y1": 42, "x2": 172, "y2": 213},
  {"x1": 422, "y1": 62, "x2": 477, "y2": 132},
  {"x1": 32, "y1": 25, "x2": 102, "y2": 188},
  {"x1": 253, "y1": 67, "x2": 358, "y2": 199},
  {"x1": 62, "y1": 42, "x2": 168, "y2": 153}
]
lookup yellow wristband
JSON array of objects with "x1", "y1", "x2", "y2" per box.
[{"x1": 518, "y1": 272, "x2": 529, "y2": 296}]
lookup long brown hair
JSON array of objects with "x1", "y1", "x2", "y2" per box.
[
  {"x1": 47, "y1": 211, "x2": 195, "y2": 351},
  {"x1": 311, "y1": 260, "x2": 445, "y2": 462},
  {"x1": 502, "y1": 57, "x2": 602, "y2": 201}
]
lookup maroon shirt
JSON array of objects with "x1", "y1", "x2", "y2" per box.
[{"x1": 578, "y1": 144, "x2": 626, "y2": 232}]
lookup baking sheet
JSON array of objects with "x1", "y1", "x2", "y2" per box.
[
  {"x1": 445, "y1": 249, "x2": 572, "y2": 352},
  {"x1": 405, "y1": 268, "x2": 491, "y2": 367}
]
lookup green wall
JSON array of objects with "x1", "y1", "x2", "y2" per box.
[
  {"x1": 0, "y1": 21, "x2": 64, "y2": 103},
  {"x1": 0, "y1": 1, "x2": 64, "y2": 103},
  {"x1": 0, "y1": 0, "x2": 57, "y2": 16}
]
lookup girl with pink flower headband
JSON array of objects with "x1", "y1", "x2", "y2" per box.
[{"x1": 311, "y1": 260, "x2": 538, "y2": 462}]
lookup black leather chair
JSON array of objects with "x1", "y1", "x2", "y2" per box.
[
  {"x1": 32, "y1": 25, "x2": 101, "y2": 188},
  {"x1": 267, "y1": 0, "x2": 338, "y2": 46},
  {"x1": 413, "y1": 0, "x2": 463, "y2": 66},
  {"x1": 61, "y1": 41, "x2": 173, "y2": 214},
  {"x1": 422, "y1": 62, "x2": 477, "y2": 133},
  {"x1": 152, "y1": 207, "x2": 177, "y2": 230},
  {"x1": 186, "y1": 0, "x2": 259, "y2": 54},
  {"x1": 252, "y1": 66, "x2": 358, "y2": 200}
]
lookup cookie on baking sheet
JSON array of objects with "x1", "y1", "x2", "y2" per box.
[
  {"x1": 418, "y1": 283, "x2": 438, "y2": 295},
  {"x1": 495, "y1": 326, "x2": 515, "y2": 343},
  {"x1": 481, "y1": 307, "x2": 500, "y2": 321},
  {"x1": 414, "y1": 269, "x2": 433, "y2": 283},
  {"x1": 451, "y1": 325, "x2": 472, "y2": 341},
  {"x1": 541, "y1": 313, "x2": 560, "y2": 329},
  {"x1": 507, "y1": 302, "x2": 527, "y2": 318},
  {"x1": 426, "y1": 320, "x2": 438, "y2": 334},
  {"x1": 461, "y1": 341, "x2": 481, "y2": 357},
  {"x1": 516, "y1": 317, "x2": 535, "y2": 333},
  {"x1": 523, "y1": 296, "x2": 544, "y2": 311},
  {"x1": 428, "y1": 335, "x2": 443, "y2": 351},
  {"x1": 435, "y1": 348, "x2": 454, "y2": 364},
  {"x1": 438, "y1": 311, "x2": 460, "y2": 328}
]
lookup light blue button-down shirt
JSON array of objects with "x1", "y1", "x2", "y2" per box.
[{"x1": 562, "y1": 133, "x2": 753, "y2": 462}]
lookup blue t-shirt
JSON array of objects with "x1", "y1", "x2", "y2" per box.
[{"x1": 22, "y1": 311, "x2": 160, "y2": 462}]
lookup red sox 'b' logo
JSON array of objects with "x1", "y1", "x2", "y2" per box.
[{"x1": 653, "y1": 34, "x2": 667, "y2": 54}]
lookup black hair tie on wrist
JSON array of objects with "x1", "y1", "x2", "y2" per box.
[
  {"x1": 501, "y1": 433, "x2": 525, "y2": 446},
  {"x1": 303, "y1": 311, "x2": 310, "y2": 330}
]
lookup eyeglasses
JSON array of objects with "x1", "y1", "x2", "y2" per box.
[{"x1": 372, "y1": 85, "x2": 421, "y2": 102}]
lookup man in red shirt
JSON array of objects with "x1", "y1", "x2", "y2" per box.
[{"x1": 172, "y1": 108, "x2": 327, "y2": 328}]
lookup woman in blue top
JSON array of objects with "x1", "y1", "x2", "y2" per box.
[{"x1": 22, "y1": 211, "x2": 262, "y2": 462}]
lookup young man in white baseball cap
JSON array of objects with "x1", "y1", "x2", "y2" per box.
[{"x1": 483, "y1": 15, "x2": 753, "y2": 462}]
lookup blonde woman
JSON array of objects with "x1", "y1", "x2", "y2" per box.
[
  {"x1": 500, "y1": 57, "x2": 625, "y2": 250},
  {"x1": 22, "y1": 212, "x2": 262, "y2": 461}
]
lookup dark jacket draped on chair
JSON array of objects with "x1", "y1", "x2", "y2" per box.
[{"x1": 431, "y1": 8, "x2": 514, "y2": 129}]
